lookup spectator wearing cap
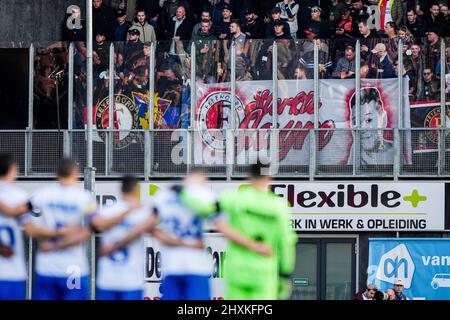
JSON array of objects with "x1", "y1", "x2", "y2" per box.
[
  {"x1": 114, "y1": 9, "x2": 132, "y2": 41},
  {"x1": 242, "y1": 8, "x2": 266, "y2": 39},
  {"x1": 335, "y1": 6, "x2": 354, "y2": 39},
  {"x1": 296, "y1": 0, "x2": 319, "y2": 42},
  {"x1": 166, "y1": 5, "x2": 193, "y2": 54},
  {"x1": 391, "y1": 279, "x2": 409, "y2": 300},
  {"x1": 333, "y1": 6, "x2": 355, "y2": 58},
  {"x1": 128, "y1": 8, "x2": 157, "y2": 43},
  {"x1": 275, "y1": 0, "x2": 300, "y2": 41},
  {"x1": 369, "y1": 42, "x2": 396, "y2": 78},
  {"x1": 124, "y1": 28, "x2": 144, "y2": 69},
  {"x1": 192, "y1": 10, "x2": 214, "y2": 37},
  {"x1": 241, "y1": 8, "x2": 266, "y2": 74},
  {"x1": 303, "y1": 24, "x2": 320, "y2": 41},
  {"x1": 273, "y1": 20, "x2": 292, "y2": 40},
  {"x1": 354, "y1": 283, "x2": 377, "y2": 300},
  {"x1": 350, "y1": 0, "x2": 371, "y2": 36},
  {"x1": 206, "y1": 0, "x2": 235, "y2": 24},
  {"x1": 93, "y1": 0, "x2": 116, "y2": 41},
  {"x1": 265, "y1": 7, "x2": 291, "y2": 39},
  {"x1": 94, "y1": 31, "x2": 110, "y2": 69},
  {"x1": 330, "y1": 0, "x2": 349, "y2": 27},
  {"x1": 190, "y1": 19, "x2": 217, "y2": 83},
  {"x1": 333, "y1": 46, "x2": 356, "y2": 79},
  {"x1": 424, "y1": 28, "x2": 441, "y2": 73},
  {"x1": 305, "y1": 6, "x2": 331, "y2": 39},
  {"x1": 214, "y1": 4, "x2": 233, "y2": 40},
  {"x1": 405, "y1": 9, "x2": 426, "y2": 42}
]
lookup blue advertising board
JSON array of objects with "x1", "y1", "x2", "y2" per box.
[{"x1": 368, "y1": 238, "x2": 450, "y2": 300}]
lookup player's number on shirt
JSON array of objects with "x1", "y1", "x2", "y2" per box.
[{"x1": 0, "y1": 225, "x2": 15, "y2": 247}]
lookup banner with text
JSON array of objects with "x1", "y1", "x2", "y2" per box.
[
  {"x1": 195, "y1": 78, "x2": 411, "y2": 165},
  {"x1": 368, "y1": 238, "x2": 450, "y2": 300},
  {"x1": 18, "y1": 181, "x2": 445, "y2": 232}
]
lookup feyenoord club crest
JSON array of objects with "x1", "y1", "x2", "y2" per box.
[
  {"x1": 424, "y1": 107, "x2": 450, "y2": 143},
  {"x1": 197, "y1": 91, "x2": 245, "y2": 150},
  {"x1": 95, "y1": 94, "x2": 137, "y2": 149}
]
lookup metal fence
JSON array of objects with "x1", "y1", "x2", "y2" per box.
[
  {"x1": 2, "y1": 128, "x2": 450, "y2": 179},
  {"x1": 0, "y1": 36, "x2": 449, "y2": 180}
]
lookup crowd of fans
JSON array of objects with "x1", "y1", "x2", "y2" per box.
[{"x1": 31, "y1": 0, "x2": 450, "y2": 129}]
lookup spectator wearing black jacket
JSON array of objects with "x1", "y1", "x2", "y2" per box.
[
  {"x1": 161, "y1": 0, "x2": 190, "y2": 38},
  {"x1": 350, "y1": 0, "x2": 370, "y2": 36},
  {"x1": 114, "y1": 9, "x2": 132, "y2": 41},
  {"x1": 405, "y1": 9, "x2": 426, "y2": 41},
  {"x1": 266, "y1": 7, "x2": 291, "y2": 38},
  {"x1": 441, "y1": 3, "x2": 450, "y2": 37},
  {"x1": 123, "y1": 28, "x2": 144, "y2": 69},
  {"x1": 329, "y1": 0, "x2": 348, "y2": 27},
  {"x1": 206, "y1": 0, "x2": 235, "y2": 24},
  {"x1": 93, "y1": 0, "x2": 116, "y2": 41},
  {"x1": 296, "y1": 0, "x2": 319, "y2": 41},
  {"x1": 305, "y1": 6, "x2": 331, "y2": 39},
  {"x1": 258, "y1": 0, "x2": 278, "y2": 17},
  {"x1": 215, "y1": 4, "x2": 233, "y2": 40},
  {"x1": 425, "y1": 2, "x2": 446, "y2": 31},
  {"x1": 242, "y1": 8, "x2": 266, "y2": 39},
  {"x1": 273, "y1": 20, "x2": 292, "y2": 40},
  {"x1": 357, "y1": 19, "x2": 378, "y2": 63},
  {"x1": 167, "y1": 5, "x2": 193, "y2": 54}
]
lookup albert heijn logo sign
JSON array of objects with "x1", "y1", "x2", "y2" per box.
[{"x1": 376, "y1": 244, "x2": 415, "y2": 289}]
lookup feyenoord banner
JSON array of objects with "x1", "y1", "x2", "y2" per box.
[
  {"x1": 410, "y1": 100, "x2": 450, "y2": 153},
  {"x1": 195, "y1": 78, "x2": 411, "y2": 165}
]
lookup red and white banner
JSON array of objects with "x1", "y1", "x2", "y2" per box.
[{"x1": 195, "y1": 78, "x2": 411, "y2": 165}]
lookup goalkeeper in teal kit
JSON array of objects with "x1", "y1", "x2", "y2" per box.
[{"x1": 181, "y1": 163, "x2": 297, "y2": 300}]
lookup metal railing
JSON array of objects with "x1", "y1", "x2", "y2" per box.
[
  {"x1": 1, "y1": 37, "x2": 449, "y2": 180},
  {"x1": 1, "y1": 128, "x2": 450, "y2": 179}
]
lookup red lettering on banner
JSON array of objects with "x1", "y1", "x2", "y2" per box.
[{"x1": 238, "y1": 90, "x2": 334, "y2": 160}]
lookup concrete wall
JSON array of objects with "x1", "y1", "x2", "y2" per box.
[{"x1": 0, "y1": 0, "x2": 85, "y2": 44}]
